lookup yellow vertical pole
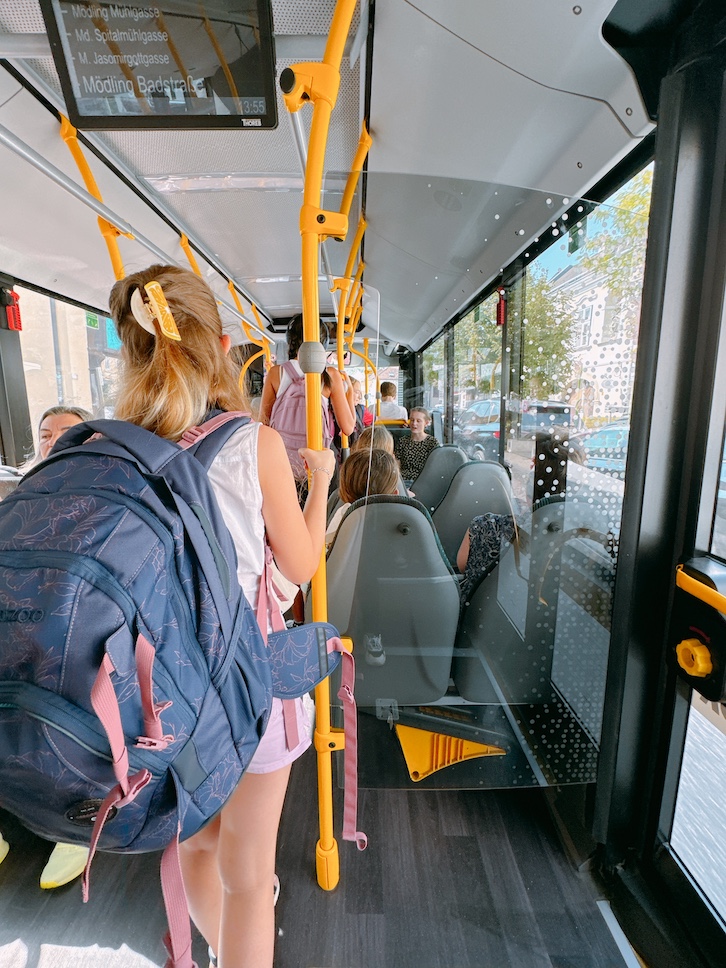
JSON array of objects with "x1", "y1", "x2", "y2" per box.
[{"x1": 281, "y1": 0, "x2": 358, "y2": 892}]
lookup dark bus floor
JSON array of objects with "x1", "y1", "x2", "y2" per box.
[{"x1": 0, "y1": 746, "x2": 628, "y2": 968}]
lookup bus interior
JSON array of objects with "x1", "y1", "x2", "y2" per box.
[{"x1": 1, "y1": 1, "x2": 726, "y2": 967}]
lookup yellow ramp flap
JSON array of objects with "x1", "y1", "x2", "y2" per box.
[{"x1": 395, "y1": 724, "x2": 506, "y2": 782}]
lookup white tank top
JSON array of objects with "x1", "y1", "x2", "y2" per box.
[
  {"x1": 207, "y1": 419, "x2": 311, "y2": 770},
  {"x1": 206, "y1": 420, "x2": 264, "y2": 612}
]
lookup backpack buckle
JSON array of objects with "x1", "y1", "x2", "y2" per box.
[
  {"x1": 135, "y1": 734, "x2": 174, "y2": 752},
  {"x1": 179, "y1": 425, "x2": 204, "y2": 447}
]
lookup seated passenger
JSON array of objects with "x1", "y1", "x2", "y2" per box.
[
  {"x1": 394, "y1": 407, "x2": 439, "y2": 482},
  {"x1": 350, "y1": 424, "x2": 395, "y2": 455},
  {"x1": 326, "y1": 448, "x2": 400, "y2": 546},
  {"x1": 456, "y1": 511, "x2": 517, "y2": 603},
  {"x1": 350, "y1": 424, "x2": 409, "y2": 496},
  {"x1": 377, "y1": 381, "x2": 408, "y2": 420},
  {"x1": 350, "y1": 378, "x2": 373, "y2": 432},
  {"x1": 32, "y1": 405, "x2": 92, "y2": 466}
]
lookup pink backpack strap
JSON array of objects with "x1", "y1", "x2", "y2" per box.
[
  {"x1": 177, "y1": 411, "x2": 249, "y2": 450},
  {"x1": 84, "y1": 648, "x2": 197, "y2": 968},
  {"x1": 161, "y1": 836, "x2": 198, "y2": 968},
  {"x1": 333, "y1": 640, "x2": 367, "y2": 850},
  {"x1": 277, "y1": 360, "x2": 302, "y2": 396}
]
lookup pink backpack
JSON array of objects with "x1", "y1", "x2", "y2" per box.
[{"x1": 269, "y1": 361, "x2": 334, "y2": 478}]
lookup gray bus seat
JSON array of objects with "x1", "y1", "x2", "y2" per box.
[
  {"x1": 431, "y1": 461, "x2": 516, "y2": 567},
  {"x1": 382, "y1": 424, "x2": 411, "y2": 446},
  {"x1": 327, "y1": 487, "x2": 343, "y2": 524},
  {"x1": 314, "y1": 494, "x2": 460, "y2": 706},
  {"x1": 409, "y1": 445, "x2": 468, "y2": 513}
]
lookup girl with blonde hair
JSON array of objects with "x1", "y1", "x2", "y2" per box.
[
  {"x1": 325, "y1": 448, "x2": 400, "y2": 546},
  {"x1": 109, "y1": 264, "x2": 334, "y2": 968},
  {"x1": 350, "y1": 423, "x2": 395, "y2": 455}
]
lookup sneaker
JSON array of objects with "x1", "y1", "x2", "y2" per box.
[
  {"x1": 208, "y1": 947, "x2": 217, "y2": 968},
  {"x1": 39, "y1": 842, "x2": 89, "y2": 889},
  {"x1": 0, "y1": 833, "x2": 8, "y2": 866}
]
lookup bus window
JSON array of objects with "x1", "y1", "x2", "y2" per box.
[{"x1": 16, "y1": 286, "x2": 123, "y2": 460}]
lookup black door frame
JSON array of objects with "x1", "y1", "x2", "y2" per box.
[{"x1": 594, "y1": 8, "x2": 726, "y2": 965}]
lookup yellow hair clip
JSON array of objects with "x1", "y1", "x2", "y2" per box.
[
  {"x1": 129, "y1": 281, "x2": 181, "y2": 342},
  {"x1": 145, "y1": 281, "x2": 181, "y2": 341}
]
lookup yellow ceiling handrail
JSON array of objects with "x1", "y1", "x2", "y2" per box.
[
  {"x1": 345, "y1": 260, "x2": 365, "y2": 319},
  {"x1": 248, "y1": 303, "x2": 272, "y2": 367},
  {"x1": 339, "y1": 122, "x2": 372, "y2": 223},
  {"x1": 226, "y1": 282, "x2": 274, "y2": 360},
  {"x1": 350, "y1": 344, "x2": 379, "y2": 410},
  {"x1": 349, "y1": 290, "x2": 364, "y2": 334},
  {"x1": 240, "y1": 348, "x2": 264, "y2": 387},
  {"x1": 180, "y1": 234, "x2": 203, "y2": 276},
  {"x1": 60, "y1": 117, "x2": 133, "y2": 281},
  {"x1": 332, "y1": 277, "x2": 352, "y2": 373},
  {"x1": 343, "y1": 216, "x2": 367, "y2": 282}
]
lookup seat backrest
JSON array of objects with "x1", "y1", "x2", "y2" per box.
[
  {"x1": 410, "y1": 445, "x2": 468, "y2": 513},
  {"x1": 432, "y1": 461, "x2": 516, "y2": 566},
  {"x1": 327, "y1": 487, "x2": 343, "y2": 523},
  {"x1": 431, "y1": 409, "x2": 443, "y2": 443},
  {"x1": 315, "y1": 494, "x2": 460, "y2": 706},
  {"x1": 383, "y1": 424, "x2": 411, "y2": 446}
]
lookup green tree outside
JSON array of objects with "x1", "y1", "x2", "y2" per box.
[{"x1": 520, "y1": 264, "x2": 576, "y2": 400}]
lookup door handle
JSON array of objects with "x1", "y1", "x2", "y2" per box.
[{"x1": 672, "y1": 562, "x2": 726, "y2": 701}]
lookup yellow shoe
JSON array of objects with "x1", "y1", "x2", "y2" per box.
[
  {"x1": 0, "y1": 833, "x2": 9, "y2": 865},
  {"x1": 39, "y1": 842, "x2": 89, "y2": 889}
]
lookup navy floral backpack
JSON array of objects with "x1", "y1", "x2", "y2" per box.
[{"x1": 0, "y1": 413, "x2": 356, "y2": 967}]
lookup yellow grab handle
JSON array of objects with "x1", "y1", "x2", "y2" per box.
[
  {"x1": 676, "y1": 564, "x2": 726, "y2": 613},
  {"x1": 60, "y1": 116, "x2": 131, "y2": 280}
]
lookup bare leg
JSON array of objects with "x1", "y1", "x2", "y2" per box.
[
  {"x1": 217, "y1": 765, "x2": 292, "y2": 968},
  {"x1": 179, "y1": 814, "x2": 222, "y2": 956}
]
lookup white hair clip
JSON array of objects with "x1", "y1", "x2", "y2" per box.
[{"x1": 130, "y1": 282, "x2": 181, "y2": 342}]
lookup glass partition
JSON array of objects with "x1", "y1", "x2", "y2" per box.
[
  {"x1": 450, "y1": 295, "x2": 500, "y2": 461},
  {"x1": 335, "y1": 167, "x2": 652, "y2": 791},
  {"x1": 422, "y1": 333, "x2": 445, "y2": 415}
]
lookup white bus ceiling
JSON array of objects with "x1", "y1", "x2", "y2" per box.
[{"x1": 0, "y1": 1, "x2": 662, "y2": 348}]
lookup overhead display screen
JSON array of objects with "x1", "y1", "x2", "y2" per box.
[{"x1": 40, "y1": 1, "x2": 277, "y2": 129}]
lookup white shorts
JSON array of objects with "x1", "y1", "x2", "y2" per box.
[{"x1": 246, "y1": 696, "x2": 311, "y2": 774}]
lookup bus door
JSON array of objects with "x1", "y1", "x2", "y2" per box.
[{"x1": 592, "y1": 20, "x2": 726, "y2": 966}]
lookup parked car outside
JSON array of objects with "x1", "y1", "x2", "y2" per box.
[
  {"x1": 576, "y1": 422, "x2": 630, "y2": 478},
  {"x1": 454, "y1": 398, "x2": 581, "y2": 461},
  {"x1": 453, "y1": 398, "x2": 500, "y2": 461},
  {"x1": 518, "y1": 400, "x2": 579, "y2": 439}
]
